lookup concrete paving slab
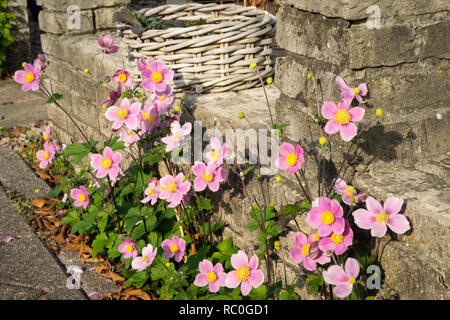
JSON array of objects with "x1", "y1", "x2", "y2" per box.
[
  {"x1": 0, "y1": 79, "x2": 48, "y2": 128},
  {"x1": 0, "y1": 190, "x2": 86, "y2": 300},
  {"x1": 0, "y1": 145, "x2": 51, "y2": 200}
]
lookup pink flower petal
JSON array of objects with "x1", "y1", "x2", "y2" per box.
[
  {"x1": 387, "y1": 213, "x2": 410, "y2": 235},
  {"x1": 366, "y1": 196, "x2": 383, "y2": 214},
  {"x1": 349, "y1": 107, "x2": 365, "y2": 122},
  {"x1": 231, "y1": 250, "x2": 248, "y2": 269},
  {"x1": 384, "y1": 197, "x2": 403, "y2": 215},
  {"x1": 321, "y1": 101, "x2": 338, "y2": 119},
  {"x1": 225, "y1": 271, "x2": 241, "y2": 288},
  {"x1": 352, "y1": 209, "x2": 376, "y2": 229},
  {"x1": 333, "y1": 283, "x2": 353, "y2": 298},
  {"x1": 339, "y1": 123, "x2": 357, "y2": 142},
  {"x1": 324, "y1": 120, "x2": 340, "y2": 135},
  {"x1": 345, "y1": 258, "x2": 360, "y2": 278}
]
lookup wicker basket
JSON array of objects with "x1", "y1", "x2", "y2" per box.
[{"x1": 117, "y1": 3, "x2": 276, "y2": 93}]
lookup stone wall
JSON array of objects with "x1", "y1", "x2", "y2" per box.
[
  {"x1": 275, "y1": 1, "x2": 450, "y2": 169},
  {"x1": 5, "y1": 0, "x2": 31, "y2": 73},
  {"x1": 37, "y1": 0, "x2": 450, "y2": 299}
]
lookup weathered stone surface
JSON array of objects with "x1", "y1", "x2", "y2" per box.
[
  {"x1": 36, "y1": 0, "x2": 130, "y2": 11},
  {"x1": 279, "y1": 0, "x2": 450, "y2": 21},
  {"x1": 353, "y1": 155, "x2": 450, "y2": 270},
  {"x1": 276, "y1": 6, "x2": 349, "y2": 66},
  {"x1": 416, "y1": 20, "x2": 450, "y2": 60},
  {"x1": 94, "y1": 7, "x2": 122, "y2": 30},
  {"x1": 379, "y1": 241, "x2": 449, "y2": 299},
  {"x1": 39, "y1": 9, "x2": 94, "y2": 35},
  {"x1": 346, "y1": 25, "x2": 417, "y2": 69}
]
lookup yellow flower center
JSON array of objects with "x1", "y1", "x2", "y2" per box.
[
  {"x1": 101, "y1": 157, "x2": 112, "y2": 169},
  {"x1": 102, "y1": 104, "x2": 107, "y2": 110},
  {"x1": 24, "y1": 72, "x2": 34, "y2": 83},
  {"x1": 44, "y1": 133, "x2": 49, "y2": 141},
  {"x1": 170, "y1": 244, "x2": 179, "y2": 253},
  {"x1": 321, "y1": 210, "x2": 335, "y2": 225},
  {"x1": 334, "y1": 109, "x2": 351, "y2": 125},
  {"x1": 202, "y1": 172, "x2": 214, "y2": 183},
  {"x1": 236, "y1": 266, "x2": 250, "y2": 281},
  {"x1": 286, "y1": 152, "x2": 298, "y2": 166},
  {"x1": 348, "y1": 277, "x2": 356, "y2": 284},
  {"x1": 312, "y1": 233, "x2": 319, "y2": 242},
  {"x1": 353, "y1": 87, "x2": 360, "y2": 95},
  {"x1": 330, "y1": 233, "x2": 343, "y2": 244},
  {"x1": 43, "y1": 151, "x2": 50, "y2": 160},
  {"x1": 301, "y1": 243, "x2": 311, "y2": 257},
  {"x1": 116, "y1": 108, "x2": 128, "y2": 120},
  {"x1": 78, "y1": 194, "x2": 86, "y2": 202},
  {"x1": 148, "y1": 188, "x2": 155, "y2": 196},
  {"x1": 142, "y1": 111, "x2": 149, "y2": 120},
  {"x1": 167, "y1": 181, "x2": 178, "y2": 193},
  {"x1": 375, "y1": 212, "x2": 389, "y2": 225},
  {"x1": 345, "y1": 186, "x2": 356, "y2": 197},
  {"x1": 142, "y1": 256, "x2": 148, "y2": 262},
  {"x1": 148, "y1": 115, "x2": 155, "y2": 126},
  {"x1": 118, "y1": 74, "x2": 127, "y2": 83},
  {"x1": 160, "y1": 96, "x2": 166, "y2": 102},
  {"x1": 173, "y1": 133, "x2": 180, "y2": 140},
  {"x1": 211, "y1": 150, "x2": 220, "y2": 162},
  {"x1": 206, "y1": 271, "x2": 217, "y2": 282},
  {"x1": 126, "y1": 245, "x2": 134, "y2": 252},
  {"x1": 151, "y1": 71, "x2": 163, "y2": 83}
]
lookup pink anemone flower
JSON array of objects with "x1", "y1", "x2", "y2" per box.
[
  {"x1": 333, "y1": 179, "x2": 367, "y2": 206},
  {"x1": 105, "y1": 98, "x2": 141, "y2": 130},
  {"x1": 36, "y1": 143, "x2": 55, "y2": 169},
  {"x1": 112, "y1": 69, "x2": 133, "y2": 88},
  {"x1": 100, "y1": 87, "x2": 122, "y2": 108},
  {"x1": 118, "y1": 238, "x2": 138, "y2": 259},
  {"x1": 33, "y1": 53, "x2": 49, "y2": 71},
  {"x1": 306, "y1": 197, "x2": 345, "y2": 237},
  {"x1": 43, "y1": 126, "x2": 52, "y2": 142},
  {"x1": 161, "y1": 121, "x2": 192, "y2": 152},
  {"x1": 289, "y1": 232, "x2": 330, "y2": 271},
  {"x1": 14, "y1": 63, "x2": 41, "y2": 91},
  {"x1": 90, "y1": 147, "x2": 122, "y2": 180},
  {"x1": 276, "y1": 142, "x2": 304, "y2": 174},
  {"x1": 318, "y1": 220, "x2": 353, "y2": 255},
  {"x1": 336, "y1": 76, "x2": 368, "y2": 104},
  {"x1": 141, "y1": 60, "x2": 174, "y2": 93},
  {"x1": 70, "y1": 186, "x2": 90, "y2": 209},
  {"x1": 192, "y1": 161, "x2": 226, "y2": 192},
  {"x1": 140, "y1": 102, "x2": 160, "y2": 132},
  {"x1": 141, "y1": 178, "x2": 160, "y2": 205},
  {"x1": 352, "y1": 196, "x2": 410, "y2": 238},
  {"x1": 159, "y1": 173, "x2": 191, "y2": 208},
  {"x1": 137, "y1": 55, "x2": 155, "y2": 73},
  {"x1": 118, "y1": 127, "x2": 143, "y2": 147},
  {"x1": 206, "y1": 136, "x2": 227, "y2": 166},
  {"x1": 322, "y1": 100, "x2": 365, "y2": 142},
  {"x1": 224, "y1": 250, "x2": 264, "y2": 296},
  {"x1": 98, "y1": 34, "x2": 119, "y2": 54},
  {"x1": 323, "y1": 257, "x2": 360, "y2": 298},
  {"x1": 161, "y1": 235, "x2": 186, "y2": 263},
  {"x1": 131, "y1": 244, "x2": 157, "y2": 271},
  {"x1": 194, "y1": 260, "x2": 227, "y2": 293}
]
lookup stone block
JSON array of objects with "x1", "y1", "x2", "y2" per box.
[
  {"x1": 94, "y1": 7, "x2": 122, "y2": 30},
  {"x1": 36, "y1": 0, "x2": 130, "y2": 11},
  {"x1": 39, "y1": 9, "x2": 94, "y2": 35},
  {"x1": 279, "y1": 0, "x2": 450, "y2": 21},
  {"x1": 276, "y1": 6, "x2": 349, "y2": 66}
]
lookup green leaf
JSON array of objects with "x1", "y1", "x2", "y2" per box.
[
  {"x1": 64, "y1": 141, "x2": 97, "y2": 164},
  {"x1": 242, "y1": 165, "x2": 255, "y2": 176},
  {"x1": 44, "y1": 93, "x2": 64, "y2": 104},
  {"x1": 216, "y1": 237, "x2": 237, "y2": 255},
  {"x1": 62, "y1": 210, "x2": 80, "y2": 226},
  {"x1": 125, "y1": 271, "x2": 148, "y2": 289},
  {"x1": 247, "y1": 220, "x2": 259, "y2": 231},
  {"x1": 97, "y1": 211, "x2": 108, "y2": 232},
  {"x1": 247, "y1": 284, "x2": 267, "y2": 300},
  {"x1": 280, "y1": 204, "x2": 303, "y2": 219},
  {"x1": 306, "y1": 274, "x2": 324, "y2": 296},
  {"x1": 92, "y1": 233, "x2": 109, "y2": 258}
]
